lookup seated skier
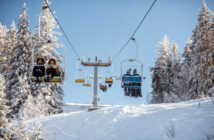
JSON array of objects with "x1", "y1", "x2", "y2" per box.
[
  {"x1": 100, "y1": 84, "x2": 107, "y2": 92},
  {"x1": 33, "y1": 58, "x2": 45, "y2": 82},
  {"x1": 108, "y1": 77, "x2": 113, "y2": 87},
  {"x1": 45, "y1": 58, "x2": 60, "y2": 82},
  {"x1": 103, "y1": 85, "x2": 107, "y2": 92},
  {"x1": 132, "y1": 69, "x2": 142, "y2": 97},
  {"x1": 123, "y1": 68, "x2": 132, "y2": 96}
]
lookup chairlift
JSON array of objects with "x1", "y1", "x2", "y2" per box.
[
  {"x1": 83, "y1": 78, "x2": 92, "y2": 87},
  {"x1": 75, "y1": 58, "x2": 86, "y2": 83},
  {"x1": 83, "y1": 82, "x2": 91, "y2": 87},
  {"x1": 31, "y1": 8, "x2": 66, "y2": 83},
  {"x1": 120, "y1": 38, "x2": 144, "y2": 97},
  {"x1": 105, "y1": 64, "x2": 114, "y2": 87},
  {"x1": 105, "y1": 77, "x2": 113, "y2": 87},
  {"x1": 100, "y1": 83, "x2": 107, "y2": 92}
]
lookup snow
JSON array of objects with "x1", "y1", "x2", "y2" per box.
[{"x1": 28, "y1": 98, "x2": 214, "y2": 140}]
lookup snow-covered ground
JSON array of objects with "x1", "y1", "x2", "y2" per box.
[{"x1": 34, "y1": 98, "x2": 214, "y2": 140}]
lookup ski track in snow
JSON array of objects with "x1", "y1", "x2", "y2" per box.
[{"x1": 29, "y1": 98, "x2": 214, "y2": 140}]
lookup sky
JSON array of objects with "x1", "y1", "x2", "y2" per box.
[{"x1": 0, "y1": 0, "x2": 214, "y2": 105}]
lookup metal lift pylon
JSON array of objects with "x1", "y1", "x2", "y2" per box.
[{"x1": 81, "y1": 56, "x2": 111, "y2": 111}]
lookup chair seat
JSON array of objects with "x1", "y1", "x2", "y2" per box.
[
  {"x1": 31, "y1": 77, "x2": 45, "y2": 82},
  {"x1": 75, "y1": 79, "x2": 86, "y2": 83},
  {"x1": 50, "y1": 76, "x2": 62, "y2": 82},
  {"x1": 31, "y1": 76, "x2": 62, "y2": 83},
  {"x1": 83, "y1": 83, "x2": 91, "y2": 86},
  {"x1": 122, "y1": 76, "x2": 142, "y2": 83},
  {"x1": 105, "y1": 78, "x2": 113, "y2": 83}
]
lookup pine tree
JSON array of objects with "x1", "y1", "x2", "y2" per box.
[
  {"x1": 8, "y1": 21, "x2": 18, "y2": 60},
  {"x1": 171, "y1": 43, "x2": 181, "y2": 72},
  {"x1": 151, "y1": 35, "x2": 171, "y2": 103},
  {"x1": 204, "y1": 12, "x2": 214, "y2": 97},
  {"x1": 188, "y1": 1, "x2": 211, "y2": 99},
  {"x1": 10, "y1": 116, "x2": 43, "y2": 140},
  {"x1": 31, "y1": 0, "x2": 63, "y2": 114},
  {"x1": 151, "y1": 35, "x2": 181, "y2": 103},
  {"x1": 23, "y1": 94, "x2": 48, "y2": 119},
  {"x1": 171, "y1": 43, "x2": 181, "y2": 97},
  {"x1": 178, "y1": 39, "x2": 193, "y2": 100},
  {"x1": 0, "y1": 74, "x2": 11, "y2": 140},
  {"x1": 183, "y1": 39, "x2": 192, "y2": 67},
  {"x1": 7, "y1": 3, "x2": 32, "y2": 117},
  {"x1": 4, "y1": 21, "x2": 18, "y2": 97},
  {"x1": 0, "y1": 23, "x2": 9, "y2": 78}
]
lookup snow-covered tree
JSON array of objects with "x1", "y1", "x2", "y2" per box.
[
  {"x1": 7, "y1": 21, "x2": 18, "y2": 60},
  {"x1": 10, "y1": 104, "x2": 43, "y2": 140},
  {"x1": 0, "y1": 21, "x2": 17, "y2": 83},
  {"x1": 10, "y1": 116, "x2": 43, "y2": 140},
  {"x1": 171, "y1": 43, "x2": 181, "y2": 72},
  {"x1": 150, "y1": 35, "x2": 183, "y2": 103},
  {"x1": 151, "y1": 35, "x2": 179, "y2": 103},
  {"x1": 183, "y1": 39, "x2": 192, "y2": 67},
  {"x1": 188, "y1": 1, "x2": 211, "y2": 99},
  {"x1": 204, "y1": 12, "x2": 214, "y2": 97},
  {"x1": 23, "y1": 94, "x2": 48, "y2": 119},
  {"x1": 171, "y1": 43, "x2": 182, "y2": 97},
  {"x1": 0, "y1": 23, "x2": 9, "y2": 78},
  {"x1": 4, "y1": 21, "x2": 18, "y2": 96},
  {"x1": 177, "y1": 39, "x2": 193, "y2": 100},
  {"x1": 7, "y1": 3, "x2": 32, "y2": 117},
  {"x1": 31, "y1": 0, "x2": 63, "y2": 115},
  {"x1": 0, "y1": 74, "x2": 12, "y2": 140}
]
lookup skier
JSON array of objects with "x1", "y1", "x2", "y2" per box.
[
  {"x1": 45, "y1": 58, "x2": 60, "y2": 82},
  {"x1": 103, "y1": 85, "x2": 107, "y2": 92},
  {"x1": 100, "y1": 84, "x2": 107, "y2": 92},
  {"x1": 33, "y1": 58, "x2": 45, "y2": 82},
  {"x1": 123, "y1": 68, "x2": 132, "y2": 96},
  {"x1": 132, "y1": 69, "x2": 142, "y2": 97},
  {"x1": 108, "y1": 77, "x2": 113, "y2": 87}
]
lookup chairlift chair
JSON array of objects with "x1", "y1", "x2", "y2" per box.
[
  {"x1": 75, "y1": 59, "x2": 86, "y2": 83},
  {"x1": 83, "y1": 78, "x2": 92, "y2": 87},
  {"x1": 100, "y1": 83, "x2": 107, "y2": 92},
  {"x1": 31, "y1": 8, "x2": 66, "y2": 84},
  {"x1": 120, "y1": 38, "x2": 144, "y2": 97},
  {"x1": 104, "y1": 64, "x2": 114, "y2": 87},
  {"x1": 31, "y1": 57, "x2": 65, "y2": 83},
  {"x1": 105, "y1": 77, "x2": 113, "y2": 87}
]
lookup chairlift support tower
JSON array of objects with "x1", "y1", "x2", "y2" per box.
[{"x1": 81, "y1": 56, "x2": 111, "y2": 111}]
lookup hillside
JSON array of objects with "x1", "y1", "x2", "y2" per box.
[{"x1": 31, "y1": 98, "x2": 214, "y2": 140}]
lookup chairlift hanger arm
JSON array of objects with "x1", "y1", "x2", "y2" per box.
[
  {"x1": 112, "y1": 0, "x2": 157, "y2": 61},
  {"x1": 120, "y1": 59, "x2": 143, "y2": 76},
  {"x1": 44, "y1": 0, "x2": 80, "y2": 59}
]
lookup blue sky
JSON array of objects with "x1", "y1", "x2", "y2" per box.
[{"x1": 0, "y1": 0, "x2": 214, "y2": 105}]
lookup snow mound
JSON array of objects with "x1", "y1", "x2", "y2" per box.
[{"x1": 37, "y1": 98, "x2": 214, "y2": 140}]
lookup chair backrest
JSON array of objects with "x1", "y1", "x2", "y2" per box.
[{"x1": 122, "y1": 76, "x2": 142, "y2": 83}]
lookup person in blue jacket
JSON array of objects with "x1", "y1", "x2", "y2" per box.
[
  {"x1": 123, "y1": 68, "x2": 132, "y2": 96},
  {"x1": 132, "y1": 69, "x2": 142, "y2": 97}
]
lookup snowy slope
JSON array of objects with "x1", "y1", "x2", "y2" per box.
[{"x1": 34, "y1": 98, "x2": 214, "y2": 140}]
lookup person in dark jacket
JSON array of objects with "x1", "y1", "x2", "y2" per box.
[
  {"x1": 45, "y1": 58, "x2": 60, "y2": 82},
  {"x1": 33, "y1": 58, "x2": 45, "y2": 82}
]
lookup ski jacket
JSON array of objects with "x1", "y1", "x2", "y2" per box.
[{"x1": 33, "y1": 65, "x2": 45, "y2": 77}]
